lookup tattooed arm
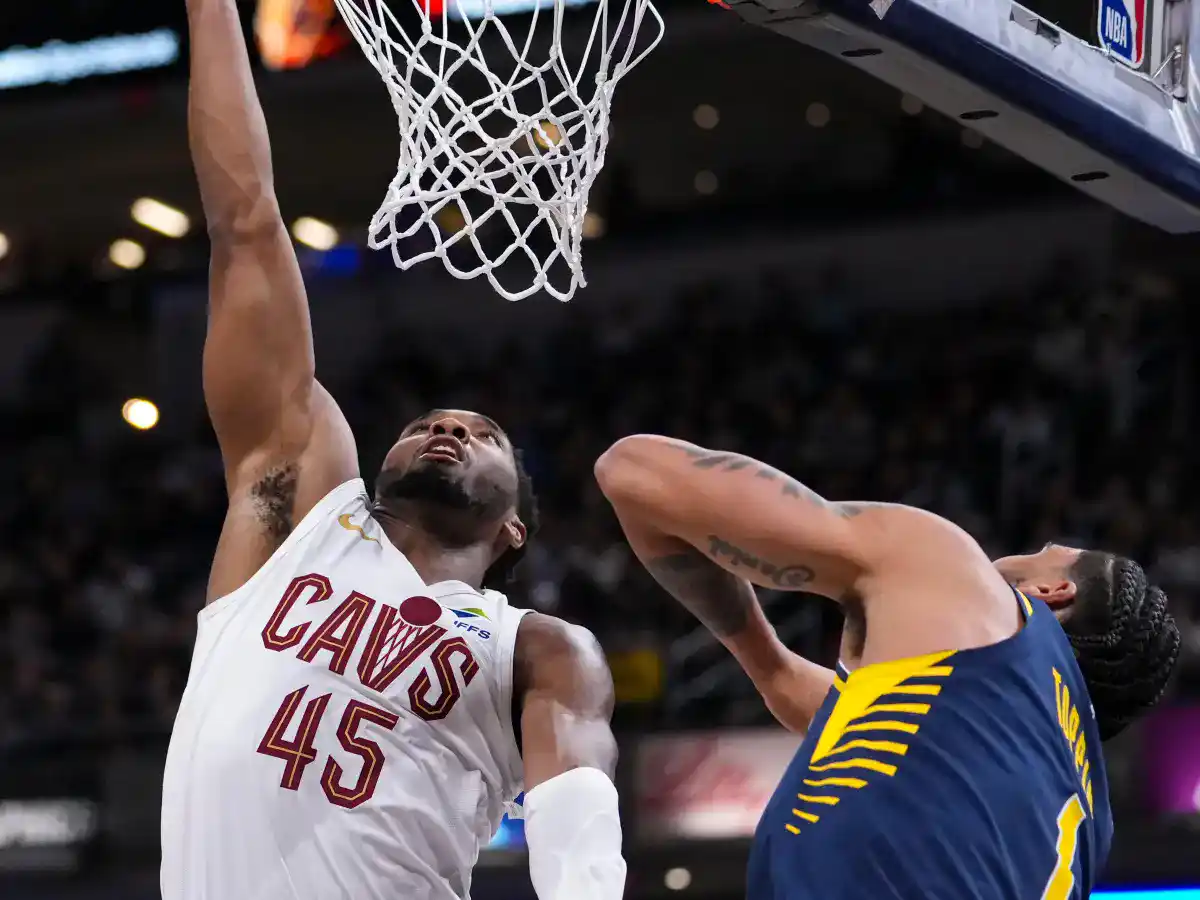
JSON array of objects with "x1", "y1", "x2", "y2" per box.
[
  {"x1": 595, "y1": 435, "x2": 852, "y2": 728},
  {"x1": 606, "y1": 480, "x2": 836, "y2": 731},
  {"x1": 595, "y1": 435, "x2": 879, "y2": 600}
]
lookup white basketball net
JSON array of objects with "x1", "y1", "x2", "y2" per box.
[{"x1": 333, "y1": 0, "x2": 664, "y2": 301}]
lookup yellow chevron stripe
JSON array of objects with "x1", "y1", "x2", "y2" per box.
[
  {"x1": 915, "y1": 665, "x2": 954, "y2": 677},
  {"x1": 827, "y1": 739, "x2": 909, "y2": 757},
  {"x1": 804, "y1": 776, "x2": 867, "y2": 789},
  {"x1": 792, "y1": 808, "x2": 820, "y2": 823},
  {"x1": 809, "y1": 758, "x2": 897, "y2": 776},
  {"x1": 796, "y1": 793, "x2": 840, "y2": 805},
  {"x1": 865, "y1": 702, "x2": 930, "y2": 716},
  {"x1": 785, "y1": 823, "x2": 801, "y2": 835},
  {"x1": 887, "y1": 684, "x2": 942, "y2": 696},
  {"x1": 843, "y1": 720, "x2": 920, "y2": 735},
  {"x1": 811, "y1": 651, "x2": 952, "y2": 766}
]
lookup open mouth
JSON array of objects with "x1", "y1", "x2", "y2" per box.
[{"x1": 418, "y1": 435, "x2": 464, "y2": 463}]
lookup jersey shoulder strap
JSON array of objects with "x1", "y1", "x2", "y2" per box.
[{"x1": 201, "y1": 477, "x2": 369, "y2": 623}]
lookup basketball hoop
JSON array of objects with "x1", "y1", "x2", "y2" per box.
[{"x1": 332, "y1": 0, "x2": 664, "y2": 300}]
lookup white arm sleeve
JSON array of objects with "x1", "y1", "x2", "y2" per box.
[{"x1": 523, "y1": 767, "x2": 626, "y2": 900}]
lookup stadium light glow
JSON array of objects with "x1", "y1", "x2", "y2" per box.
[
  {"x1": 292, "y1": 217, "x2": 339, "y2": 251},
  {"x1": 0, "y1": 30, "x2": 180, "y2": 91},
  {"x1": 446, "y1": 0, "x2": 596, "y2": 20},
  {"x1": 109, "y1": 239, "x2": 146, "y2": 270},
  {"x1": 532, "y1": 120, "x2": 563, "y2": 150},
  {"x1": 806, "y1": 102, "x2": 831, "y2": 128},
  {"x1": 693, "y1": 104, "x2": 720, "y2": 130},
  {"x1": 582, "y1": 211, "x2": 606, "y2": 240},
  {"x1": 132, "y1": 198, "x2": 190, "y2": 238},
  {"x1": 664, "y1": 868, "x2": 692, "y2": 891},
  {"x1": 122, "y1": 398, "x2": 160, "y2": 431},
  {"x1": 693, "y1": 170, "x2": 718, "y2": 195},
  {"x1": 0, "y1": 232, "x2": 8, "y2": 261}
]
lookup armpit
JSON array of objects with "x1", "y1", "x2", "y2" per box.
[{"x1": 249, "y1": 462, "x2": 300, "y2": 541}]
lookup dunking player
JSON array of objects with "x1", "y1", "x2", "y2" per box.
[
  {"x1": 160, "y1": 2, "x2": 624, "y2": 899},
  {"x1": 596, "y1": 437, "x2": 1180, "y2": 898}
]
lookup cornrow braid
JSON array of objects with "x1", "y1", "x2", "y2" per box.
[{"x1": 1063, "y1": 553, "x2": 1181, "y2": 741}]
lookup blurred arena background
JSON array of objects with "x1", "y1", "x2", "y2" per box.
[{"x1": 2, "y1": 0, "x2": 1200, "y2": 898}]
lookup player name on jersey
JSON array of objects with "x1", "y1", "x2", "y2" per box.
[{"x1": 1052, "y1": 666, "x2": 1096, "y2": 812}]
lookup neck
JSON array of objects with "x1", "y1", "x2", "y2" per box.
[{"x1": 372, "y1": 508, "x2": 492, "y2": 589}]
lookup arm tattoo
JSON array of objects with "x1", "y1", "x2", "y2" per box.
[
  {"x1": 706, "y1": 535, "x2": 815, "y2": 588},
  {"x1": 645, "y1": 548, "x2": 756, "y2": 637},
  {"x1": 646, "y1": 537, "x2": 816, "y2": 637},
  {"x1": 678, "y1": 446, "x2": 870, "y2": 518}
]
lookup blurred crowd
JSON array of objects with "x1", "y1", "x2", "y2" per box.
[{"x1": 1, "y1": 260, "x2": 1199, "y2": 743}]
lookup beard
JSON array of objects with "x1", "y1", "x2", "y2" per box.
[{"x1": 375, "y1": 461, "x2": 513, "y2": 527}]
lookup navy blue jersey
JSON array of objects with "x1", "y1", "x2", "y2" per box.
[{"x1": 749, "y1": 591, "x2": 1112, "y2": 900}]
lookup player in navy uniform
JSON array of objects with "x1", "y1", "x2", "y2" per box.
[{"x1": 596, "y1": 436, "x2": 1180, "y2": 899}]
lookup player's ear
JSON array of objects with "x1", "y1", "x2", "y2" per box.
[
  {"x1": 500, "y1": 516, "x2": 526, "y2": 553},
  {"x1": 1023, "y1": 578, "x2": 1077, "y2": 609}
]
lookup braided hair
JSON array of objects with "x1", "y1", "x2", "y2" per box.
[
  {"x1": 482, "y1": 448, "x2": 540, "y2": 591},
  {"x1": 1062, "y1": 552, "x2": 1181, "y2": 740}
]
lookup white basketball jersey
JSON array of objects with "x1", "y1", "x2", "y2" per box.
[{"x1": 161, "y1": 479, "x2": 530, "y2": 900}]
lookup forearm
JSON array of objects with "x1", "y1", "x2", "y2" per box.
[
  {"x1": 616, "y1": 509, "x2": 790, "y2": 682},
  {"x1": 186, "y1": 0, "x2": 279, "y2": 235},
  {"x1": 188, "y1": 0, "x2": 320, "y2": 468},
  {"x1": 618, "y1": 511, "x2": 829, "y2": 730}
]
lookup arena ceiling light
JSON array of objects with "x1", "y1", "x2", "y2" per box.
[
  {"x1": 0, "y1": 232, "x2": 8, "y2": 261},
  {"x1": 292, "y1": 217, "x2": 339, "y2": 251},
  {"x1": 110, "y1": 239, "x2": 146, "y2": 270},
  {"x1": 663, "y1": 868, "x2": 692, "y2": 891},
  {"x1": 122, "y1": 398, "x2": 160, "y2": 431},
  {"x1": 132, "y1": 198, "x2": 191, "y2": 238},
  {"x1": 692, "y1": 104, "x2": 720, "y2": 130},
  {"x1": 582, "y1": 211, "x2": 606, "y2": 240}
]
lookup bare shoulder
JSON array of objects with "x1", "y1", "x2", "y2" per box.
[
  {"x1": 515, "y1": 613, "x2": 614, "y2": 714},
  {"x1": 842, "y1": 501, "x2": 988, "y2": 557}
]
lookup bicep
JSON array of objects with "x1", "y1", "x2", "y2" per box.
[
  {"x1": 519, "y1": 618, "x2": 617, "y2": 791},
  {"x1": 597, "y1": 436, "x2": 871, "y2": 598}
]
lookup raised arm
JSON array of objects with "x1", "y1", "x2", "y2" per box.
[
  {"x1": 596, "y1": 439, "x2": 839, "y2": 730},
  {"x1": 515, "y1": 614, "x2": 623, "y2": 900},
  {"x1": 595, "y1": 434, "x2": 1017, "y2": 716},
  {"x1": 187, "y1": 0, "x2": 357, "y2": 600}
]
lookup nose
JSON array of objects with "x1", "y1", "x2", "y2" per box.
[{"x1": 428, "y1": 415, "x2": 470, "y2": 443}]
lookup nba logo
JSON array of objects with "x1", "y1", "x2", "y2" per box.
[{"x1": 1097, "y1": 0, "x2": 1146, "y2": 68}]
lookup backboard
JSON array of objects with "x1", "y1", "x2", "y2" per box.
[{"x1": 722, "y1": 0, "x2": 1200, "y2": 232}]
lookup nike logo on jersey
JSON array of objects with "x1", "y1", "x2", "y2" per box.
[{"x1": 338, "y1": 514, "x2": 378, "y2": 543}]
